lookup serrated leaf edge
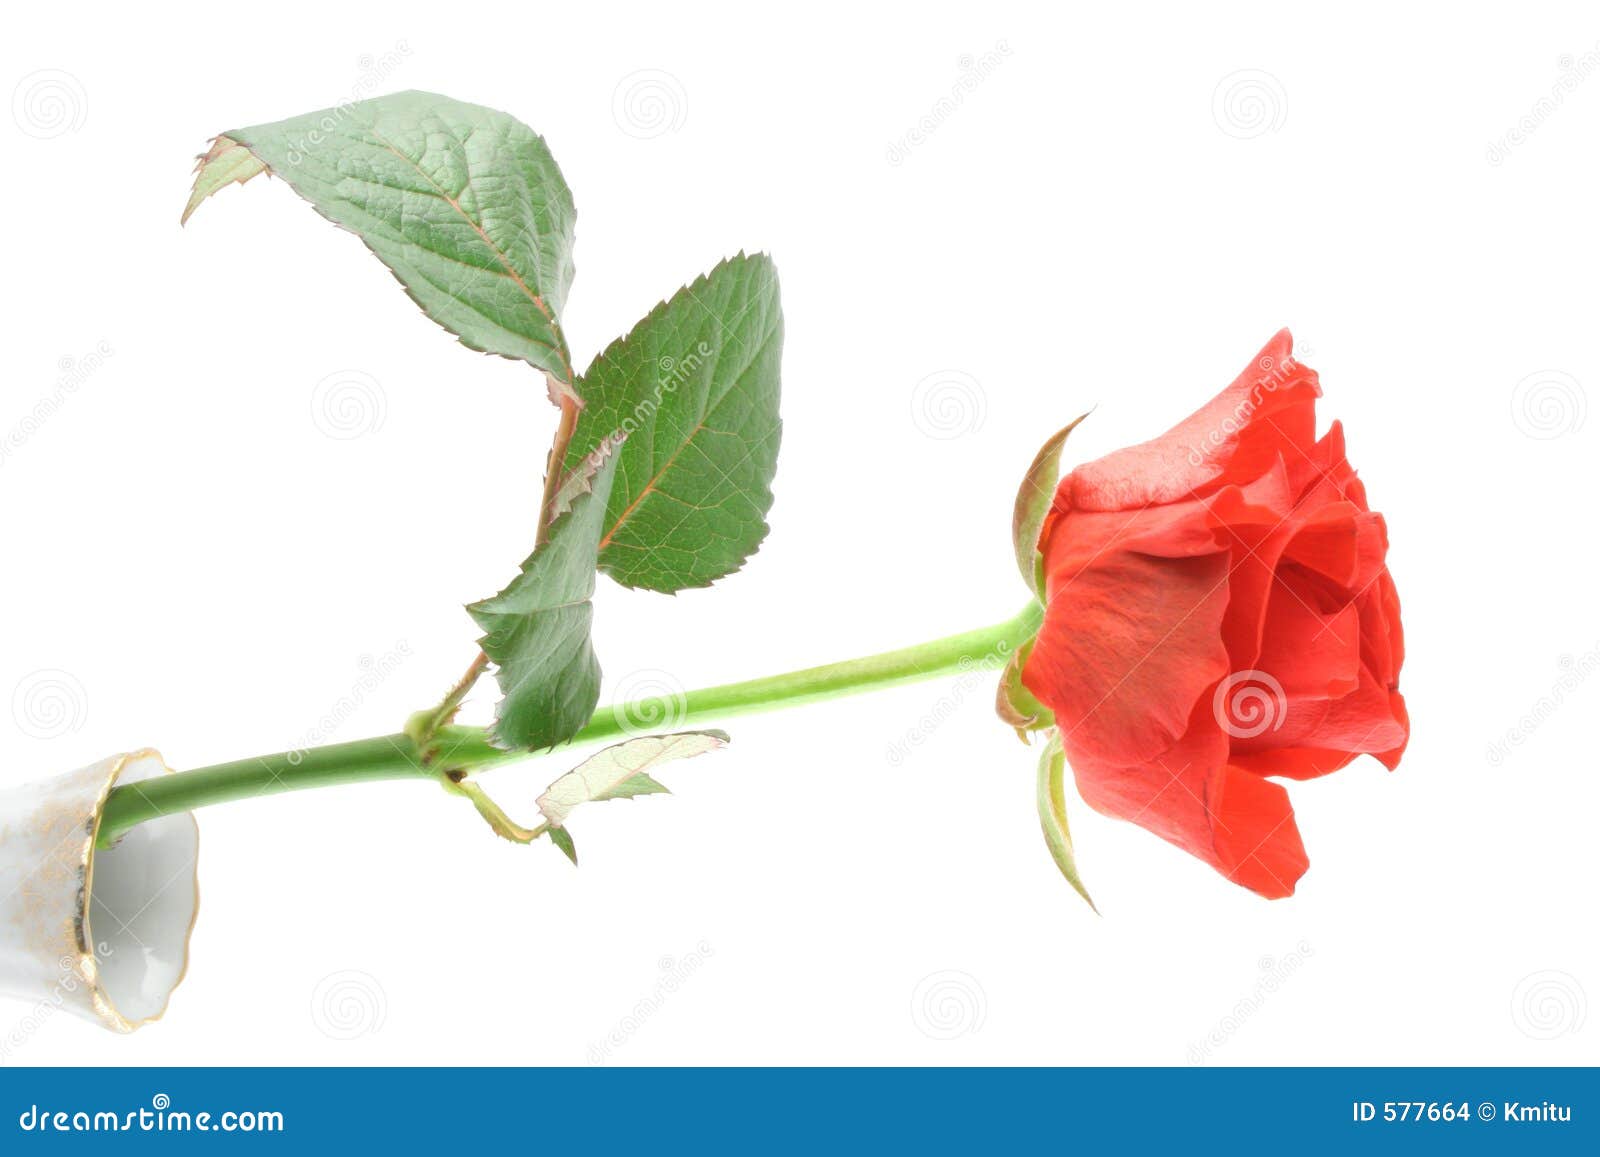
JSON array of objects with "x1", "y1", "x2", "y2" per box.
[
  {"x1": 536, "y1": 729, "x2": 729, "y2": 828},
  {"x1": 183, "y1": 94, "x2": 577, "y2": 383},
  {"x1": 570, "y1": 251, "x2": 783, "y2": 594}
]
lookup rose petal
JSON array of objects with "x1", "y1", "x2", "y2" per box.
[
  {"x1": 1376, "y1": 690, "x2": 1410, "y2": 769},
  {"x1": 1233, "y1": 661, "x2": 1407, "y2": 759},
  {"x1": 1067, "y1": 698, "x2": 1230, "y2": 867},
  {"x1": 1233, "y1": 746, "x2": 1360, "y2": 781},
  {"x1": 1204, "y1": 458, "x2": 1298, "y2": 669},
  {"x1": 1065, "y1": 700, "x2": 1308, "y2": 899},
  {"x1": 1069, "y1": 329, "x2": 1321, "y2": 512},
  {"x1": 1025, "y1": 548, "x2": 1232, "y2": 767},
  {"x1": 1207, "y1": 764, "x2": 1310, "y2": 898},
  {"x1": 1256, "y1": 578, "x2": 1362, "y2": 699},
  {"x1": 1283, "y1": 508, "x2": 1388, "y2": 593}
]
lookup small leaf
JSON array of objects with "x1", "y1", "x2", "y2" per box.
[
  {"x1": 545, "y1": 435, "x2": 620, "y2": 522},
  {"x1": 186, "y1": 91, "x2": 579, "y2": 383},
  {"x1": 545, "y1": 370, "x2": 583, "y2": 413},
  {"x1": 537, "y1": 730, "x2": 728, "y2": 828},
  {"x1": 1012, "y1": 412, "x2": 1090, "y2": 593},
  {"x1": 592, "y1": 772, "x2": 671, "y2": 803},
  {"x1": 1037, "y1": 731, "x2": 1097, "y2": 912},
  {"x1": 468, "y1": 443, "x2": 621, "y2": 750},
  {"x1": 181, "y1": 137, "x2": 267, "y2": 224},
  {"x1": 996, "y1": 638, "x2": 1054, "y2": 735},
  {"x1": 565, "y1": 253, "x2": 783, "y2": 592},
  {"x1": 548, "y1": 825, "x2": 579, "y2": 866}
]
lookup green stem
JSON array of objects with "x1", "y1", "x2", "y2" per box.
[{"x1": 96, "y1": 602, "x2": 1042, "y2": 847}]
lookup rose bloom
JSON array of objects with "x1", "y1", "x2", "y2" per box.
[{"x1": 1021, "y1": 330, "x2": 1407, "y2": 898}]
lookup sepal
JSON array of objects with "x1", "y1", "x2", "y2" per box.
[
  {"x1": 995, "y1": 638, "x2": 1054, "y2": 737},
  {"x1": 1011, "y1": 412, "x2": 1090, "y2": 595},
  {"x1": 1035, "y1": 731, "x2": 1096, "y2": 912}
]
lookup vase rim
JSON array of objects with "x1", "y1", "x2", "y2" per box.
[{"x1": 79, "y1": 749, "x2": 200, "y2": 1032}]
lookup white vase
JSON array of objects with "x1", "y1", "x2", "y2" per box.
[{"x1": 0, "y1": 750, "x2": 199, "y2": 1032}]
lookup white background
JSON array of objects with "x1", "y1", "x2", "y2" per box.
[{"x1": 1, "y1": 1, "x2": 1595, "y2": 1066}]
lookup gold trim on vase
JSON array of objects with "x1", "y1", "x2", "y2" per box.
[{"x1": 0, "y1": 749, "x2": 200, "y2": 1034}]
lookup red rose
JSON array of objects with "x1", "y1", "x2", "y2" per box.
[{"x1": 1021, "y1": 330, "x2": 1407, "y2": 898}]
